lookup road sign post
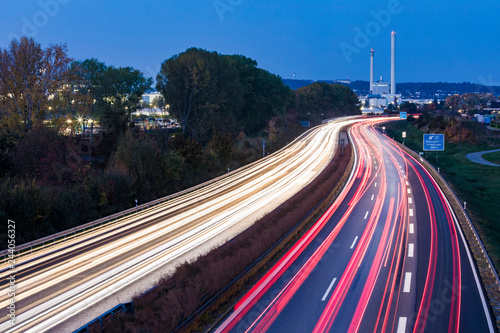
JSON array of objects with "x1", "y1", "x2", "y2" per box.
[
  {"x1": 402, "y1": 131, "x2": 406, "y2": 145},
  {"x1": 423, "y1": 134, "x2": 445, "y2": 165}
]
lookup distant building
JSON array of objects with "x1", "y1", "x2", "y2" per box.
[
  {"x1": 142, "y1": 92, "x2": 161, "y2": 104},
  {"x1": 483, "y1": 101, "x2": 500, "y2": 113},
  {"x1": 363, "y1": 32, "x2": 401, "y2": 114}
]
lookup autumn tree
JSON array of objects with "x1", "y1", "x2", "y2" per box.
[
  {"x1": 0, "y1": 37, "x2": 74, "y2": 131},
  {"x1": 445, "y1": 93, "x2": 495, "y2": 113}
]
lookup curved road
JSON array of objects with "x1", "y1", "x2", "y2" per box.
[
  {"x1": 466, "y1": 149, "x2": 500, "y2": 167},
  {"x1": 217, "y1": 120, "x2": 494, "y2": 333},
  {"x1": 0, "y1": 117, "x2": 362, "y2": 333}
]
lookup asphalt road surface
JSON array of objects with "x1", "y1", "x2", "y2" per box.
[
  {"x1": 217, "y1": 120, "x2": 494, "y2": 333},
  {"x1": 0, "y1": 117, "x2": 362, "y2": 333}
]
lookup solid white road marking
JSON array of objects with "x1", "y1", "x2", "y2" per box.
[
  {"x1": 408, "y1": 243, "x2": 414, "y2": 258},
  {"x1": 397, "y1": 317, "x2": 407, "y2": 333},
  {"x1": 409, "y1": 223, "x2": 414, "y2": 234},
  {"x1": 322, "y1": 277, "x2": 337, "y2": 301},
  {"x1": 408, "y1": 197, "x2": 412, "y2": 204},
  {"x1": 364, "y1": 211, "x2": 369, "y2": 219},
  {"x1": 350, "y1": 236, "x2": 359, "y2": 249},
  {"x1": 403, "y1": 272, "x2": 412, "y2": 293},
  {"x1": 409, "y1": 209, "x2": 414, "y2": 217}
]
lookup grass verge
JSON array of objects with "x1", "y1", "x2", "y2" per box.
[
  {"x1": 483, "y1": 151, "x2": 500, "y2": 165},
  {"x1": 386, "y1": 120, "x2": 500, "y2": 268}
]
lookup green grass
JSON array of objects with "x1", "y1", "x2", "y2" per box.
[
  {"x1": 386, "y1": 120, "x2": 500, "y2": 270},
  {"x1": 483, "y1": 151, "x2": 500, "y2": 165}
]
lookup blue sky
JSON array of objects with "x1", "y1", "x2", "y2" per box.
[{"x1": 1, "y1": 0, "x2": 499, "y2": 85}]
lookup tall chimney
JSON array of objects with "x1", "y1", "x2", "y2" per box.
[
  {"x1": 391, "y1": 31, "x2": 396, "y2": 95},
  {"x1": 370, "y1": 49, "x2": 374, "y2": 94}
]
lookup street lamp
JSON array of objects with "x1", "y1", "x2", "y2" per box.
[
  {"x1": 77, "y1": 117, "x2": 84, "y2": 138},
  {"x1": 67, "y1": 119, "x2": 72, "y2": 136},
  {"x1": 88, "y1": 119, "x2": 94, "y2": 159}
]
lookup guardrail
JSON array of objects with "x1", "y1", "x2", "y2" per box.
[
  {"x1": 180, "y1": 129, "x2": 355, "y2": 332},
  {"x1": 393, "y1": 139, "x2": 500, "y2": 329},
  {"x1": 65, "y1": 123, "x2": 348, "y2": 333},
  {"x1": 72, "y1": 301, "x2": 134, "y2": 333},
  {"x1": 0, "y1": 159, "x2": 258, "y2": 261},
  {"x1": 1, "y1": 126, "x2": 321, "y2": 261}
]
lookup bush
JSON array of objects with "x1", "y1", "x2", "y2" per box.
[{"x1": 102, "y1": 142, "x2": 352, "y2": 332}]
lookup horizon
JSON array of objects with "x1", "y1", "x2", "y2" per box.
[{"x1": 1, "y1": 1, "x2": 499, "y2": 85}]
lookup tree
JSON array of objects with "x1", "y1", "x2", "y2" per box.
[
  {"x1": 152, "y1": 96, "x2": 166, "y2": 110},
  {"x1": 73, "y1": 58, "x2": 153, "y2": 133},
  {"x1": 156, "y1": 48, "x2": 243, "y2": 143},
  {"x1": 0, "y1": 37, "x2": 74, "y2": 131},
  {"x1": 445, "y1": 93, "x2": 495, "y2": 113},
  {"x1": 401, "y1": 101, "x2": 418, "y2": 113},
  {"x1": 11, "y1": 126, "x2": 69, "y2": 184},
  {"x1": 224, "y1": 55, "x2": 294, "y2": 133},
  {"x1": 296, "y1": 82, "x2": 360, "y2": 123}
]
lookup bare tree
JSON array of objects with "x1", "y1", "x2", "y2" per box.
[{"x1": 0, "y1": 37, "x2": 74, "y2": 131}]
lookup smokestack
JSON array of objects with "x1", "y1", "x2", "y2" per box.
[
  {"x1": 391, "y1": 31, "x2": 396, "y2": 95},
  {"x1": 370, "y1": 49, "x2": 374, "y2": 94}
]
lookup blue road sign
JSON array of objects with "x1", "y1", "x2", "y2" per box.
[
  {"x1": 423, "y1": 134, "x2": 445, "y2": 151},
  {"x1": 399, "y1": 112, "x2": 407, "y2": 119}
]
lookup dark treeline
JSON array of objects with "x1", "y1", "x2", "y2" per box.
[
  {"x1": 0, "y1": 38, "x2": 360, "y2": 248},
  {"x1": 284, "y1": 79, "x2": 500, "y2": 97}
]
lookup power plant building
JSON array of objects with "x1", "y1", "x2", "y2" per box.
[{"x1": 364, "y1": 31, "x2": 401, "y2": 114}]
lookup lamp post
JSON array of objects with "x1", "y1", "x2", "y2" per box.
[
  {"x1": 67, "y1": 119, "x2": 73, "y2": 136},
  {"x1": 88, "y1": 119, "x2": 94, "y2": 159},
  {"x1": 78, "y1": 117, "x2": 83, "y2": 138}
]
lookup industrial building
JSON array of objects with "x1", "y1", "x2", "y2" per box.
[{"x1": 362, "y1": 31, "x2": 401, "y2": 114}]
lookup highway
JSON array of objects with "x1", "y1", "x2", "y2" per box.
[
  {"x1": 0, "y1": 117, "x2": 361, "y2": 332},
  {"x1": 217, "y1": 120, "x2": 495, "y2": 333}
]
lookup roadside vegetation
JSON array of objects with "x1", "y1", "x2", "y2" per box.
[
  {"x1": 96, "y1": 140, "x2": 353, "y2": 333},
  {"x1": 385, "y1": 112, "x2": 500, "y2": 272},
  {"x1": 483, "y1": 151, "x2": 500, "y2": 165},
  {"x1": 0, "y1": 37, "x2": 360, "y2": 249}
]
